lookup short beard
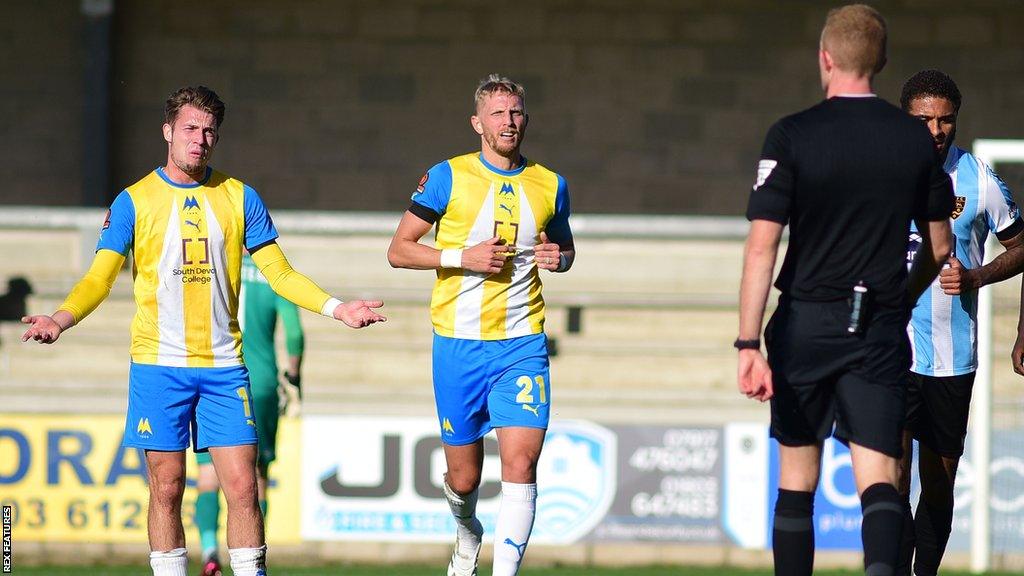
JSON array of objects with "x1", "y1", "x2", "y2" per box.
[
  {"x1": 173, "y1": 156, "x2": 207, "y2": 178},
  {"x1": 485, "y1": 132, "x2": 520, "y2": 160}
]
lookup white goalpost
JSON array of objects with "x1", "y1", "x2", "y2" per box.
[{"x1": 969, "y1": 139, "x2": 1024, "y2": 573}]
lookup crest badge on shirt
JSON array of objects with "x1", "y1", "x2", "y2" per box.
[
  {"x1": 951, "y1": 196, "x2": 966, "y2": 219},
  {"x1": 413, "y1": 173, "x2": 428, "y2": 196}
]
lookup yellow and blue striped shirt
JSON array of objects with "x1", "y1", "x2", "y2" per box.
[
  {"x1": 97, "y1": 166, "x2": 278, "y2": 367},
  {"x1": 410, "y1": 153, "x2": 571, "y2": 340}
]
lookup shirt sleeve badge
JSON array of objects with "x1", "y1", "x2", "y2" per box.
[
  {"x1": 414, "y1": 173, "x2": 429, "y2": 195},
  {"x1": 753, "y1": 159, "x2": 777, "y2": 190}
]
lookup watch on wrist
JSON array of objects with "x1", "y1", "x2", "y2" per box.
[{"x1": 733, "y1": 338, "x2": 761, "y2": 350}]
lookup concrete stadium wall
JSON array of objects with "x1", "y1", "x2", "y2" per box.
[
  {"x1": 1, "y1": 1, "x2": 83, "y2": 205},
  {"x1": 4, "y1": 0, "x2": 1024, "y2": 213}
]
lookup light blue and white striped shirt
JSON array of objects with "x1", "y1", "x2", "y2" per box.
[{"x1": 908, "y1": 146, "x2": 1021, "y2": 376}]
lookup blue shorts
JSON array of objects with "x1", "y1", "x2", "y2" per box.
[
  {"x1": 123, "y1": 362, "x2": 258, "y2": 452},
  {"x1": 432, "y1": 332, "x2": 551, "y2": 445}
]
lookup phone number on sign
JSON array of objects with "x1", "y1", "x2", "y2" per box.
[{"x1": 0, "y1": 498, "x2": 146, "y2": 531}]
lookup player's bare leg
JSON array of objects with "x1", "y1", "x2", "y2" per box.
[
  {"x1": 851, "y1": 441, "x2": 903, "y2": 576},
  {"x1": 210, "y1": 445, "x2": 266, "y2": 576},
  {"x1": 850, "y1": 442, "x2": 898, "y2": 493},
  {"x1": 443, "y1": 441, "x2": 485, "y2": 576},
  {"x1": 774, "y1": 444, "x2": 821, "y2": 576},
  {"x1": 492, "y1": 427, "x2": 545, "y2": 576},
  {"x1": 778, "y1": 444, "x2": 821, "y2": 492},
  {"x1": 146, "y1": 450, "x2": 188, "y2": 549},
  {"x1": 145, "y1": 450, "x2": 189, "y2": 576}
]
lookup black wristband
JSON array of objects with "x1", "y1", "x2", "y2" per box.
[
  {"x1": 733, "y1": 338, "x2": 761, "y2": 350},
  {"x1": 283, "y1": 371, "x2": 301, "y2": 388}
]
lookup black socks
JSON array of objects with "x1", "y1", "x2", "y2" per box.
[
  {"x1": 773, "y1": 489, "x2": 815, "y2": 576},
  {"x1": 861, "y1": 483, "x2": 904, "y2": 576}
]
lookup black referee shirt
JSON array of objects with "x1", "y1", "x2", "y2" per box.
[{"x1": 746, "y1": 96, "x2": 954, "y2": 307}]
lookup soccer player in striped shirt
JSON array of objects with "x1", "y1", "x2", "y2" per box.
[
  {"x1": 388, "y1": 74, "x2": 574, "y2": 576},
  {"x1": 899, "y1": 70, "x2": 1024, "y2": 576},
  {"x1": 21, "y1": 86, "x2": 385, "y2": 576}
]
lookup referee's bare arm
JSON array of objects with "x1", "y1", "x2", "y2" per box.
[
  {"x1": 907, "y1": 217, "x2": 952, "y2": 302},
  {"x1": 737, "y1": 219, "x2": 783, "y2": 402}
]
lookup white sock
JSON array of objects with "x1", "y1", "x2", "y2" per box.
[
  {"x1": 229, "y1": 545, "x2": 268, "y2": 576},
  {"x1": 149, "y1": 548, "x2": 188, "y2": 576},
  {"x1": 444, "y1": 479, "x2": 483, "y2": 556},
  {"x1": 492, "y1": 482, "x2": 537, "y2": 576}
]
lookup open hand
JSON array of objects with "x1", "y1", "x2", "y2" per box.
[
  {"x1": 333, "y1": 300, "x2": 386, "y2": 328},
  {"x1": 21, "y1": 315, "x2": 63, "y2": 344}
]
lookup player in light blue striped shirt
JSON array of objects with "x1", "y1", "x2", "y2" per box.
[
  {"x1": 899, "y1": 70, "x2": 1024, "y2": 576},
  {"x1": 908, "y1": 147, "x2": 1022, "y2": 375}
]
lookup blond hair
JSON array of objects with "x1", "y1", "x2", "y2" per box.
[
  {"x1": 821, "y1": 4, "x2": 887, "y2": 76},
  {"x1": 473, "y1": 74, "x2": 526, "y2": 111}
]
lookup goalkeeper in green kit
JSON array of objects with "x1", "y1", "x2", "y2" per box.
[{"x1": 194, "y1": 252, "x2": 304, "y2": 576}]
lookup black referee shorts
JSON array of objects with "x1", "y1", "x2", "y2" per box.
[
  {"x1": 765, "y1": 297, "x2": 911, "y2": 458},
  {"x1": 905, "y1": 371, "x2": 976, "y2": 458}
]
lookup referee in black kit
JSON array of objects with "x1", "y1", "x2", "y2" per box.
[{"x1": 736, "y1": 5, "x2": 954, "y2": 576}]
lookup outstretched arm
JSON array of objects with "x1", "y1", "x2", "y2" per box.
[
  {"x1": 737, "y1": 219, "x2": 783, "y2": 402},
  {"x1": 250, "y1": 242, "x2": 385, "y2": 328},
  {"x1": 22, "y1": 249, "x2": 125, "y2": 344}
]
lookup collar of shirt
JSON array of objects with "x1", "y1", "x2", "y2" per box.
[{"x1": 943, "y1": 145, "x2": 963, "y2": 173}]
